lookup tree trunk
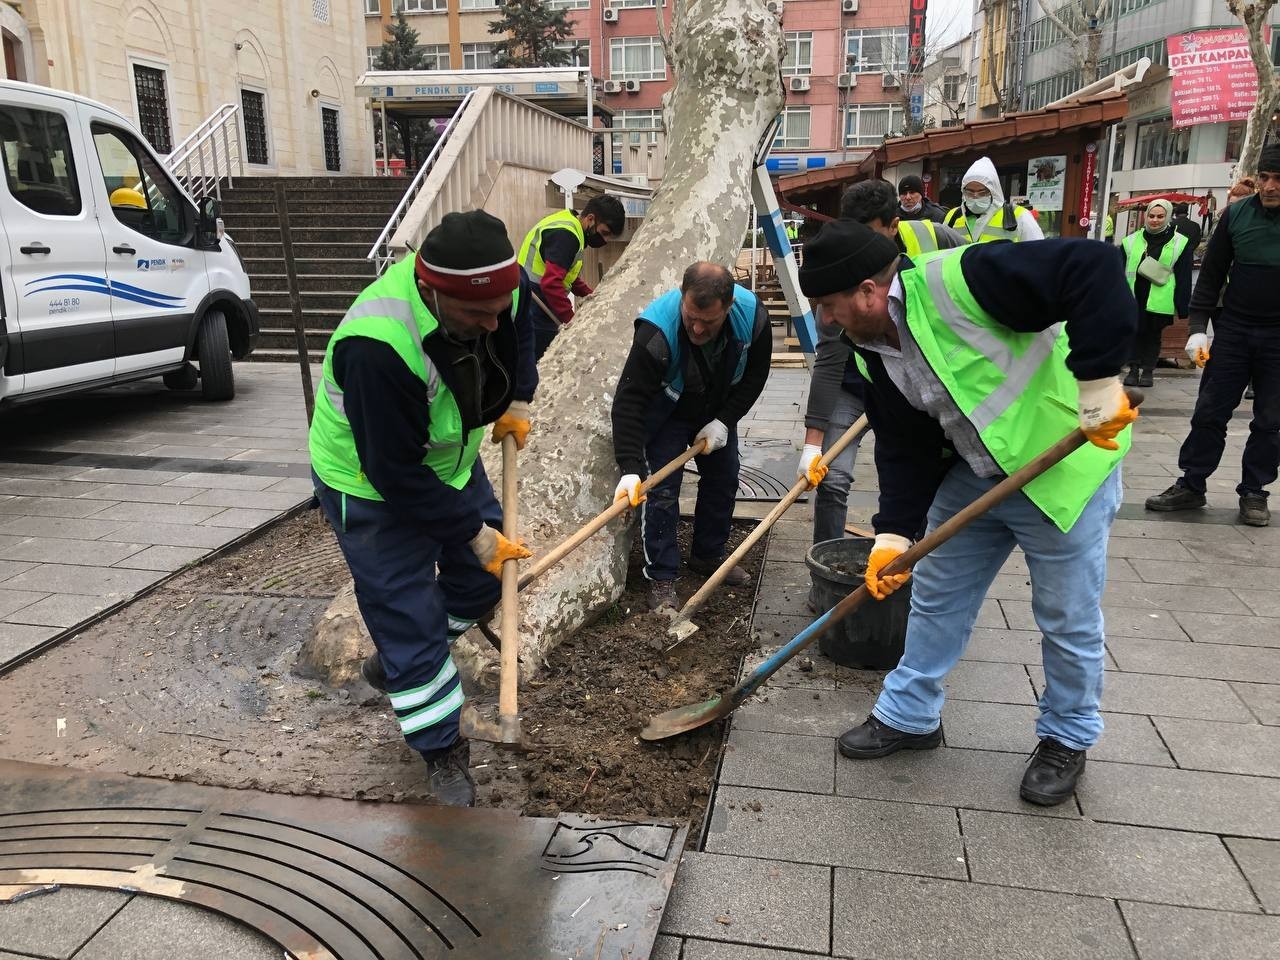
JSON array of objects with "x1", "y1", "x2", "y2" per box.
[
  {"x1": 1231, "y1": 0, "x2": 1280, "y2": 181},
  {"x1": 481, "y1": 0, "x2": 784, "y2": 677}
]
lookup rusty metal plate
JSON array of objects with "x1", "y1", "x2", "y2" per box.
[{"x1": 0, "y1": 760, "x2": 685, "y2": 960}]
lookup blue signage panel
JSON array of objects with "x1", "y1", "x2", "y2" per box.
[{"x1": 764, "y1": 156, "x2": 829, "y2": 173}]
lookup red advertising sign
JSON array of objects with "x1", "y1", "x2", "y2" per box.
[
  {"x1": 908, "y1": 0, "x2": 929, "y2": 73},
  {"x1": 1167, "y1": 27, "x2": 1269, "y2": 129},
  {"x1": 1079, "y1": 141, "x2": 1097, "y2": 227}
]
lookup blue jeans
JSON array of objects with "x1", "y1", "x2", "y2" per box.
[
  {"x1": 813, "y1": 388, "x2": 867, "y2": 545},
  {"x1": 872, "y1": 461, "x2": 1123, "y2": 751}
]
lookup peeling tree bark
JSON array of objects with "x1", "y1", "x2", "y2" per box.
[{"x1": 1229, "y1": 0, "x2": 1280, "y2": 181}]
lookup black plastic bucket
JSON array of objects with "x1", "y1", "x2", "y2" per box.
[{"x1": 804, "y1": 537, "x2": 910, "y2": 670}]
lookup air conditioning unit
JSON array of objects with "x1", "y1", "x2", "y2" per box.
[
  {"x1": 882, "y1": 73, "x2": 900, "y2": 88},
  {"x1": 766, "y1": 0, "x2": 782, "y2": 15},
  {"x1": 788, "y1": 76, "x2": 811, "y2": 93},
  {"x1": 842, "y1": 0, "x2": 858, "y2": 12},
  {"x1": 602, "y1": 6, "x2": 619, "y2": 22},
  {"x1": 624, "y1": 79, "x2": 641, "y2": 93},
  {"x1": 836, "y1": 72, "x2": 856, "y2": 89},
  {"x1": 602, "y1": 79, "x2": 623, "y2": 94}
]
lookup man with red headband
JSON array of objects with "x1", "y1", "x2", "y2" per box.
[{"x1": 309, "y1": 210, "x2": 536, "y2": 807}]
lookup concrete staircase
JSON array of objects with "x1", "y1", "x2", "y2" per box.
[{"x1": 218, "y1": 176, "x2": 408, "y2": 363}]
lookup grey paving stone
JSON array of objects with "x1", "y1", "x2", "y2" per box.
[
  {"x1": 1170, "y1": 611, "x2": 1280, "y2": 648},
  {"x1": 71, "y1": 467, "x2": 185, "y2": 485},
  {"x1": 941, "y1": 699, "x2": 1174, "y2": 766},
  {"x1": 1225, "y1": 838, "x2": 1280, "y2": 914},
  {"x1": 960, "y1": 809, "x2": 1258, "y2": 910},
  {"x1": 202, "y1": 434, "x2": 308, "y2": 451},
  {"x1": 87, "y1": 501, "x2": 225, "y2": 525},
  {"x1": 832, "y1": 869, "x2": 1135, "y2": 960},
  {"x1": 0, "y1": 462, "x2": 91, "y2": 479},
  {"x1": 179, "y1": 488, "x2": 307, "y2": 511},
  {"x1": 4, "y1": 592, "x2": 120, "y2": 628},
  {"x1": 719, "y1": 728, "x2": 833, "y2": 794},
  {"x1": 1090, "y1": 670, "x2": 1256, "y2": 721},
  {"x1": 72, "y1": 895, "x2": 281, "y2": 960},
  {"x1": 0, "y1": 538, "x2": 147, "y2": 566},
  {"x1": 0, "y1": 622, "x2": 61, "y2": 663},
  {"x1": 1001, "y1": 601, "x2": 1187, "y2": 639},
  {"x1": 1153, "y1": 716, "x2": 1280, "y2": 777},
  {"x1": 942, "y1": 660, "x2": 1036, "y2": 705},
  {"x1": 1184, "y1": 538, "x2": 1280, "y2": 567},
  {"x1": 161, "y1": 471, "x2": 279, "y2": 491},
  {"x1": 984, "y1": 573, "x2": 1034, "y2": 601},
  {"x1": 0, "y1": 588, "x2": 50, "y2": 619},
  {"x1": 1132, "y1": 557, "x2": 1280, "y2": 590},
  {"x1": 1107, "y1": 535, "x2": 1195, "y2": 560},
  {"x1": 1077, "y1": 761, "x2": 1280, "y2": 839},
  {"x1": 0, "y1": 559, "x2": 37, "y2": 582},
  {"x1": 1121, "y1": 902, "x2": 1280, "y2": 960},
  {"x1": 0, "y1": 515, "x2": 126, "y2": 540},
  {"x1": 740, "y1": 646, "x2": 843, "y2": 691},
  {"x1": 2, "y1": 563, "x2": 162, "y2": 598},
  {"x1": 708, "y1": 784, "x2": 966, "y2": 878},
  {"x1": 962, "y1": 628, "x2": 1047, "y2": 664},
  {"x1": 97, "y1": 521, "x2": 248, "y2": 549},
  {"x1": 732, "y1": 685, "x2": 875, "y2": 737},
  {"x1": 975, "y1": 598, "x2": 1006, "y2": 628},
  {"x1": 199, "y1": 507, "x2": 283, "y2": 528},
  {"x1": 1232, "y1": 682, "x2": 1280, "y2": 725},
  {"x1": 649, "y1": 934, "x2": 682, "y2": 960},
  {"x1": 768, "y1": 520, "x2": 812, "y2": 542},
  {"x1": 1109, "y1": 518, "x2": 1251, "y2": 542},
  {"x1": 766, "y1": 537, "x2": 812, "y2": 563},
  {"x1": 0, "y1": 496, "x2": 120, "y2": 519},
  {"x1": 264, "y1": 476, "x2": 320, "y2": 496},
  {"x1": 228, "y1": 447, "x2": 313, "y2": 464},
  {"x1": 0, "y1": 887, "x2": 131, "y2": 958},
  {"x1": 749, "y1": 614, "x2": 821, "y2": 646},
  {"x1": 71, "y1": 482, "x2": 201, "y2": 504},
  {"x1": 659, "y1": 851, "x2": 830, "y2": 952},
  {"x1": 836, "y1": 745, "x2": 1081, "y2": 817},
  {"x1": 1104, "y1": 580, "x2": 1254, "y2": 614},
  {"x1": 683, "y1": 940, "x2": 817, "y2": 960},
  {"x1": 139, "y1": 444, "x2": 234, "y2": 460},
  {"x1": 1108, "y1": 636, "x2": 1280, "y2": 684},
  {"x1": 1232, "y1": 588, "x2": 1280, "y2": 618},
  {"x1": 0, "y1": 478, "x2": 99, "y2": 498},
  {"x1": 112, "y1": 545, "x2": 208, "y2": 572}
]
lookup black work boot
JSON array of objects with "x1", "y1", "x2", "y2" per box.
[
  {"x1": 361, "y1": 652, "x2": 387, "y2": 692},
  {"x1": 1239, "y1": 493, "x2": 1270, "y2": 527},
  {"x1": 648, "y1": 579, "x2": 678, "y2": 612},
  {"x1": 1020, "y1": 738, "x2": 1086, "y2": 806},
  {"x1": 1137, "y1": 368, "x2": 1154, "y2": 388},
  {"x1": 1145, "y1": 482, "x2": 1206, "y2": 512},
  {"x1": 838, "y1": 714, "x2": 943, "y2": 759},
  {"x1": 421, "y1": 738, "x2": 476, "y2": 807},
  {"x1": 1122, "y1": 366, "x2": 1140, "y2": 387},
  {"x1": 688, "y1": 555, "x2": 749, "y2": 586}
]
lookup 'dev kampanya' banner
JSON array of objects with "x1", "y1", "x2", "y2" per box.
[{"x1": 1167, "y1": 26, "x2": 1271, "y2": 129}]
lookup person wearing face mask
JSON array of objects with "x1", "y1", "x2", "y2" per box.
[
  {"x1": 896, "y1": 175, "x2": 947, "y2": 223},
  {"x1": 1120, "y1": 199, "x2": 1192, "y2": 389},
  {"x1": 611, "y1": 263, "x2": 772, "y2": 612},
  {"x1": 519, "y1": 194, "x2": 627, "y2": 359},
  {"x1": 944, "y1": 157, "x2": 1044, "y2": 243},
  {"x1": 308, "y1": 211, "x2": 538, "y2": 807}
]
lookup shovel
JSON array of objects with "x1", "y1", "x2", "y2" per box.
[
  {"x1": 641, "y1": 400, "x2": 1140, "y2": 742},
  {"x1": 666, "y1": 415, "x2": 870, "y2": 645}
]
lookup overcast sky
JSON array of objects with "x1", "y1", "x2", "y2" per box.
[{"x1": 927, "y1": 0, "x2": 974, "y2": 54}]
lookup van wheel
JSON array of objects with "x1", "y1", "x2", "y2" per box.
[
  {"x1": 197, "y1": 309, "x2": 235, "y2": 401},
  {"x1": 163, "y1": 363, "x2": 198, "y2": 391}
]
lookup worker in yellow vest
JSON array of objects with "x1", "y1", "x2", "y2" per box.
[
  {"x1": 944, "y1": 157, "x2": 1044, "y2": 243},
  {"x1": 1120, "y1": 199, "x2": 1192, "y2": 388},
  {"x1": 518, "y1": 195, "x2": 626, "y2": 359}
]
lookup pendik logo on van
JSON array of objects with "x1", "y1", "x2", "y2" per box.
[{"x1": 24, "y1": 274, "x2": 188, "y2": 310}]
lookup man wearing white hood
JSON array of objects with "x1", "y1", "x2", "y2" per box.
[{"x1": 945, "y1": 157, "x2": 1044, "y2": 243}]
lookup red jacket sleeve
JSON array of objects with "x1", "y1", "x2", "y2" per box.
[
  {"x1": 540, "y1": 263, "x2": 575, "y2": 325},
  {"x1": 571, "y1": 277, "x2": 594, "y2": 298}
]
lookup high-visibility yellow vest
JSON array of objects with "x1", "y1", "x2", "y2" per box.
[
  {"x1": 944, "y1": 203, "x2": 1027, "y2": 243},
  {"x1": 897, "y1": 219, "x2": 945, "y2": 256},
  {"x1": 518, "y1": 209, "x2": 584, "y2": 290},
  {"x1": 1122, "y1": 230, "x2": 1188, "y2": 316}
]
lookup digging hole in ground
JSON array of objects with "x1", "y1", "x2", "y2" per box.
[{"x1": 0, "y1": 509, "x2": 765, "y2": 842}]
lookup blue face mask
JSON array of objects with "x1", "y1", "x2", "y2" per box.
[{"x1": 965, "y1": 196, "x2": 994, "y2": 215}]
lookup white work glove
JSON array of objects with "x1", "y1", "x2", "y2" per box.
[
  {"x1": 614, "y1": 473, "x2": 644, "y2": 508},
  {"x1": 797, "y1": 443, "x2": 827, "y2": 489},
  {"x1": 1185, "y1": 332, "x2": 1210, "y2": 368},
  {"x1": 694, "y1": 419, "x2": 729, "y2": 453},
  {"x1": 1077, "y1": 376, "x2": 1138, "y2": 451}
]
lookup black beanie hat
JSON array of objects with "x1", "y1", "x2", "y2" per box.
[
  {"x1": 416, "y1": 210, "x2": 519, "y2": 300},
  {"x1": 898, "y1": 174, "x2": 925, "y2": 195},
  {"x1": 1259, "y1": 145, "x2": 1280, "y2": 176},
  {"x1": 798, "y1": 220, "x2": 900, "y2": 299}
]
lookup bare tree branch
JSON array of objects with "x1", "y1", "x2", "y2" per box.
[{"x1": 1228, "y1": 0, "x2": 1280, "y2": 179}]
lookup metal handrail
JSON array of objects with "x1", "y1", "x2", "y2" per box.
[
  {"x1": 165, "y1": 103, "x2": 242, "y2": 201},
  {"x1": 367, "y1": 90, "x2": 477, "y2": 275}
]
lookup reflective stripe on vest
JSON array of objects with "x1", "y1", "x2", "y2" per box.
[
  {"x1": 946, "y1": 205, "x2": 1021, "y2": 243},
  {"x1": 518, "y1": 209, "x2": 584, "y2": 289},
  {"x1": 897, "y1": 219, "x2": 941, "y2": 257},
  {"x1": 899, "y1": 249, "x2": 1127, "y2": 532},
  {"x1": 1122, "y1": 230, "x2": 1187, "y2": 316},
  {"x1": 321, "y1": 297, "x2": 442, "y2": 420}
]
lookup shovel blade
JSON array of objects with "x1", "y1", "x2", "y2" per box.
[{"x1": 639, "y1": 693, "x2": 733, "y2": 741}]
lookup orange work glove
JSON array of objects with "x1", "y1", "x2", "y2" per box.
[
  {"x1": 470, "y1": 526, "x2": 533, "y2": 578},
  {"x1": 491, "y1": 400, "x2": 531, "y2": 450},
  {"x1": 1077, "y1": 376, "x2": 1139, "y2": 451},
  {"x1": 865, "y1": 533, "x2": 913, "y2": 601}
]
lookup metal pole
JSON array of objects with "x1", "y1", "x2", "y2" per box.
[
  {"x1": 220, "y1": 111, "x2": 233, "y2": 193},
  {"x1": 380, "y1": 102, "x2": 389, "y2": 176},
  {"x1": 585, "y1": 68, "x2": 593, "y2": 130},
  {"x1": 749, "y1": 203, "x2": 758, "y2": 292},
  {"x1": 273, "y1": 181, "x2": 315, "y2": 422}
]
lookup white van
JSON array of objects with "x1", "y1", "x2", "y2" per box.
[{"x1": 0, "y1": 80, "x2": 258, "y2": 404}]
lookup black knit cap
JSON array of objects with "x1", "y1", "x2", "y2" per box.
[
  {"x1": 415, "y1": 210, "x2": 519, "y2": 300},
  {"x1": 898, "y1": 174, "x2": 925, "y2": 195},
  {"x1": 798, "y1": 219, "x2": 900, "y2": 299},
  {"x1": 1259, "y1": 145, "x2": 1280, "y2": 175}
]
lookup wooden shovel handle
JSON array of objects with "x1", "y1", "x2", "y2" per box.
[{"x1": 499, "y1": 434, "x2": 519, "y2": 722}]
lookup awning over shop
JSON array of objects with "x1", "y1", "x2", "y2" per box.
[
  {"x1": 356, "y1": 67, "x2": 607, "y2": 122},
  {"x1": 1117, "y1": 192, "x2": 1207, "y2": 207}
]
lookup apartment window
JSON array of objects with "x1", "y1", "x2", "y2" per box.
[
  {"x1": 611, "y1": 108, "x2": 662, "y2": 171},
  {"x1": 845, "y1": 27, "x2": 907, "y2": 74},
  {"x1": 420, "y1": 44, "x2": 451, "y2": 69},
  {"x1": 132, "y1": 64, "x2": 172, "y2": 154},
  {"x1": 1226, "y1": 120, "x2": 1245, "y2": 162},
  {"x1": 941, "y1": 118, "x2": 962, "y2": 127},
  {"x1": 241, "y1": 89, "x2": 269, "y2": 165},
  {"x1": 1134, "y1": 116, "x2": 1189, "y2": 169},
  {"x1": 609, "y1": 36, "x2": 666, "y2": 81},
  {"x1": 462, "y1": 42, "x2": 495, "y2": 70},
  {"x1": 547, "y1": 0, "x2": 591, "y2": 7},
  {"x1": 365, "y1": 0, "x2": 380, "y2": 14},
  {"x1": 312, "y1": 0, "x2": 330, "y2": 22},
  {"x1": 615, "y1": 0, "x2": 659, "y2": 7},
  {"x1": 773, "y1": 107, "x2": 810, "y2": 149},
  {"x1": 967, "y1": 76, "x2": 977, "y2": 110},
  {"x1": 942, "y1": 73, "x2": 961, "y2": 102},
  {"x1": 844, "y1": 103, "x2": 903, "y2": 147},
  {"x1": 321, "y1": 107, "x2": 341, "y2": 172},
  {"x1": 367, "y1": 47, "x2": 381, "y2": 71},
  {"x1": 783, "y1": 32, "x2": 813, "y2": 76},
  {"x1": 396, "y1": 0, "x2": 446, "y2": 11},
  {"x1": 1112, "y1": 123, "x2": 1128, "y2": 171},
  {"x1": 553, "y1": 41, "x2": 590, "y2": 68},
  {"x1": 0, "y1": 105, "x2": 81, "y2": 216},
  {"x1": 458, "y1": 0, "x2": 498, "y2": 8}
]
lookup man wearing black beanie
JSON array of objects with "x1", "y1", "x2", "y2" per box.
[
  {"x1": 897, "y1": 174, "x2": 946, "y2": 223},
  {"x1": 1146, "y1": 146, "x2": 1280, "y2": 527},
  {"x1": 798, "y1": 219, "x2": 1138, "y2": 806}
]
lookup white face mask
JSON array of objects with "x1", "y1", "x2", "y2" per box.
[
  {"x1": 965, "y1": 195, "x2": 994, "y2": 215},
  {"x1": 900, "y1": 199, "x2": 922, "y2": 213}
]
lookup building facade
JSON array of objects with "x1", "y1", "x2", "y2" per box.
[
  {"x1": 364, "y1": 0, "x2": 912, "y2": 174},
  {"x1": 921, "y1": 33, "x2": 970, "y2": 129},
  {"x1": 7, "y1": 0, "x2": 372, "y2": 175}
]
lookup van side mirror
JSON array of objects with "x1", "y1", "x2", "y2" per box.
[{"x1": 197, "y1": 194, "x2": 224, "y2": 246}]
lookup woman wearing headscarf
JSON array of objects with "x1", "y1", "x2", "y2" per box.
[{"x1": 1121, "y1": 198, "x2": 1193, "y2": 388}]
